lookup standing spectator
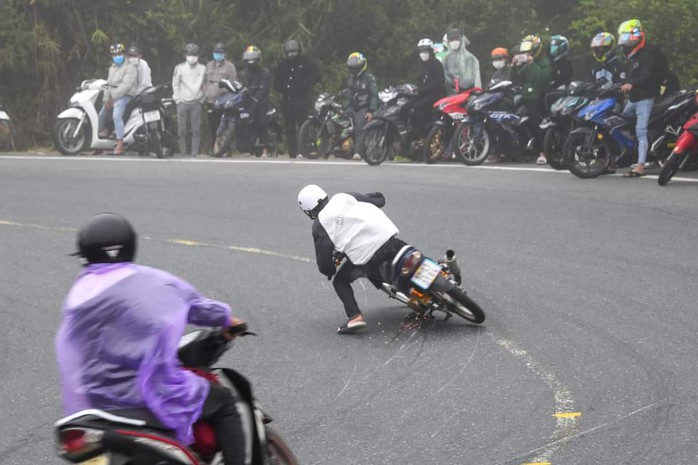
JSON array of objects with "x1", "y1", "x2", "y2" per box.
[
  {"x1": 97, "y1": 43, "x2": 137, "y2": 155},
  {"x1": 618, "y1": 19, "x2": 668, "y2": 177},
  {"x1": 511, "y1": 34, "x2": 552, "y2": 165},
  {"x1": 126, "y1": 45, "x2": 152, "y2": 95},
  {"x1": 273, "y1": 40, "x2": 320, "y2": 158},
  {"x1": 203, "y1": 42, "x2": 237, "y2": 151},
  {"x1": 173, "y1": 43, "x2": 206, "y2": 156},
  {"x1": 443, "y1": 27, "x2": 481, "y2": 94},
  {"x1": 345, "y1": 52, "x2": 378, "y2": 161},
  {"x1": 240, "y1": 46, "x2": 272, "y2": 158}
]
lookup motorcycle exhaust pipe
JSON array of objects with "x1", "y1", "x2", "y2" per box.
[{"x1": 444, "y1": 249, "x2": 462, "y2": 285}]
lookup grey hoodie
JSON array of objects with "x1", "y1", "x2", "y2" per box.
[{"x1": 103, "y1": 62, "x2": 138, "y2": 102}]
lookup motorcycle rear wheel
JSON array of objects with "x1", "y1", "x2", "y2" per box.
[
  {"x1": 212, "y1": 122, "x2": 235, "y2": 157},
  {"x1": 266, "y1": 427, "x2": 299, "y2": 465},
  {"x1": 563, "y1": 127, "x2": 611, "y2": 179},
  {"x1": 658, "y1": 151, "x2": 683, "y2": 186},
  {"x1": 454, "y1": 122, "x2": 490, "y2": 166},
  {"x1": 362, "y1": 127, "x2": 389, "y2": 165},
  {"x1": 424, "y1": 125, "x2": 449, "y2": 164},
  {"x1": 435, "y1": 288, "x2": 486, "y2": 324},
  {"x1": 53, "y1": 118, "x2": 90, "y2": 156}
]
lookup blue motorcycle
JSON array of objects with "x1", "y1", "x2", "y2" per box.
[{"x1": 563, "y1": 83, "x2": 694, "y2": 178}]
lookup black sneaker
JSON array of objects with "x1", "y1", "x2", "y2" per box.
[{"x1": 337, "y1": 315, "x2": 367, "y2": 334}]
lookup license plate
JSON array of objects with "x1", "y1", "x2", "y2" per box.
[
  {"x1": 410, "y1": 258, "x2": 441, "y2": 289},
  {"x1": 80, "y1": 454, "x2": 109, "y2": 465},
  {"x1": 0, "y1": 111, "x2": 8, "y2": 120},
  {"x1": 143, "y1": 110, "x2": 161, "y2": 123}
]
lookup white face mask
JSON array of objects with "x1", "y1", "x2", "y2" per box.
[
  {"x1": 449, "y1": 40, "x2": 461, "y2": 51},
  {"x1": 128, "y1": 57, "x2": 139, "y2": 65},
  {"x1": 419, "y1": 52, "x2": 430, "y2": 62},
  {"x1": 492, "y1": 60, "x2": 506, "y2": 70},
  {"x1": 186, "y1": 55, "x2": 198, "y2": 65}
]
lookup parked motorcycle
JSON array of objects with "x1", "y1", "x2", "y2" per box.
[
  {"x1": 53, "y1": 79, "x2": 177, "y2": 158},
  {"x1": 297, "y1": 91, "x2": 355, "y2": 159},
  {"x1": 54, "y1": 324, "x2": 298, "y2": 465},
  {"x1": 211, "y1": 79, "x2": 281, "y2": 158},
  {"x1": 452, "y1": 80, "x2": 531, "y2": 166},
  {"x1": 0, "y1": 103, "x2": 14, "y2": 151},
  {"x1": 563, "y1": 84, "x2": 694, "y2": 178},
  {"x1": 658, "y1": 98, "x2": 698, "y2": 185},
  {"x1": 361, "y1": 83, "x2": 422, "y2": 166},
  {"x1": 540, "y1": 81, "x2": 598, "y2": 170},
  {"x1": 424, "y1": 86, "x2": 482, "y2": 164}
]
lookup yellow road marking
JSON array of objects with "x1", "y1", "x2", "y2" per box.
[
  {"x1": 168, "y1": 239, "x2": 205, "y2": 246},
  {"x1": 523, "y1": 462, "x2": 552, "y2": 465},
  {"x1": 553, "y1": 412, "x2": 581, "y2": 419}
]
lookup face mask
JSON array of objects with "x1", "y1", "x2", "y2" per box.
[
  {"x1": 186, "y1": 55, "x2": 198, "y2": 65},
  {"x1": 213, "y1": 52, "x2": 225, "y2": 62},
  {"x1": 449, "y1": 41, "x2": 461, "y2": 51},
  {"x1": 492, "y1": 60, "x2": 506, "y2": 70},
  {"x1": 112, "y1": 55, "x2": 125, "y2": 65},
  {"x1": 128, "y1": 57, "x2": 139, "y2": 65},
  {"x1": 286, "y1": 51, "x2": 299, "y2": 59},
  {"x1": 419, "y1": 52, "x2": 430, "y2": 62}
]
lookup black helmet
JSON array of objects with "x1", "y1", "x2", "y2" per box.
[
  {"x1": 184, "y1": 43, "x2": 199, "y2": 55},
  {"x1": 126, "y1": 45, "x2": 140, "y2": 57},
  {"x1": 74, "y1": 213, "x2": 137, "y2": 264},
  {"x1": 213, "y1": 42, "x2": 225, "y2": 53},
  {"x1": 283, "y1": 40, "x2": 301, "y2": 57},
  {"x1": 242, "y1": 45, "x2": 262, "y2": 64}
]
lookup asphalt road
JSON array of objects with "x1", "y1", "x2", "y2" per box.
[{"x1": 1, "y1": 154, "x2": 698, "y2": 465}]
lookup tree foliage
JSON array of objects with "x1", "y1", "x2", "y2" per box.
[{"x1": 0, "y1": 0, "x2": 695, "y2": 148}]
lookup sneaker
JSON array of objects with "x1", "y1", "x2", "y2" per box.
[
  {"x1": 352, "y1": 153, "x2": 362, "y2": 161},
  {"x1": 485, "y1": 154, "x2": 500, "y2": 164},
  {"x1": 536, "y1": 154, "x2": 547, "y2": 165},
  {"x1": 337, "y1": 315, "x2": 367, "y2": 334}
]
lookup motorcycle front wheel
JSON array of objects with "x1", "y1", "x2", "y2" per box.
[
  {"x1": 563, "y1": 127, "x2": 611, "y2": 179},
  {"x1": 266, "y1": 427, "x2": 299, "y2": 465},
  {"x1": 212, "y1": 121, "x2": 235, "y2": 158},
  {"x1": 454, "y1": 122, "x2": 490, "y2": 166},
  {"x1": 297, "y1": 119, "x2": 324, "y2": 159},
  {"x1": 658, "y1": 151, "x2": 683, "y2": 186},
  {"x1": 424, "y1": 124, "x2": 451, "y2": 164},
  {"x1": 434, "y1": 288, "x2": 486, "y2": 324},
  {"x1": 362, "y1": 127, "x2": 389, "y2": 165},
  {"x1": 53, "y1": 118, "x2": 90, "y2": 155},
  {"x1": 543, "y1": 126, "x2": 567, "y2": 170}
]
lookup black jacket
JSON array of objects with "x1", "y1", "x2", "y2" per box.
[
  {"x1": 312, "y1": 192, "x2": 386, "y2": 278},
  {"x1": 625, "y1": 44, "x2": 668, "y2": 102},
  {"x1": 551, "y1": 58, "x2": 572, "y2": 89},
  {"x1": 591, "y1": 55, "x2": 626, "y2": 85},
  {"x1": 418, "y1": 56, "x2": 446, "y2": 99},
  {"x1": 273, "y1": 55, "x2": 320, "y2": 101},
  {"x1": 240, "y1": 65, "x2": 272, "y2": 105}
]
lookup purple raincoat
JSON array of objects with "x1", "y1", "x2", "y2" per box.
[{"x1": 55, "y1": 263, "x2": 232, "y2": 444}]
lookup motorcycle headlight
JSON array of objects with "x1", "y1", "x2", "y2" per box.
[{"x1": 314, "y1": 101, "x2": 324, "y2": 113}]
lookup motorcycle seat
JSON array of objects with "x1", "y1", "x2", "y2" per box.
[
  {"x1": 650, "y1": 92, "x2": 689, "y2": 117},
  {"x1": 107, "y1": 408, "x2": 173, "y2": 432}
]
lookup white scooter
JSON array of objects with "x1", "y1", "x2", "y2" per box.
[
  {"x1": 0, "y1": 103, "x2": 14, "y2": 151},
  {"x1": 53, "y1": 79, "x2": 176, "y2": 157}
]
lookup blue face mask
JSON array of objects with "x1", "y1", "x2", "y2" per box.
[
  {"x1": 112, "y1": 55, "x2": 125, "y2": 65},
  {"x1": 213, "y1": 52, "x2": 225, "y2": 62}
]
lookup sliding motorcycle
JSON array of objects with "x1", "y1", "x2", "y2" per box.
[{"x1": 54, "y1": 323, "x2": 298, "y2": 465}]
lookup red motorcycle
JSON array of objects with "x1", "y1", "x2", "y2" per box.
[
  {"x1": 658, "y1": 92, "x2": 698, "y2": 186},
  {"x1": 424, "y1": 86, "x2": 482, "y2": 164}
]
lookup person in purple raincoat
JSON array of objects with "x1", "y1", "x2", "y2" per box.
[{"x1": 55, "y1": 213, "x2": 246, "y2": 465}]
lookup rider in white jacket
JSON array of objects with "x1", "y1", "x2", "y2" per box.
[{"x1": 298, "y1": 185, "x2": 407, "y2": 334}]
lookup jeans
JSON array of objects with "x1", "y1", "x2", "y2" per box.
[
  {"x1": 98, "y1": 96, "x2": 132, "y2": 140},
  {"x1": 177, "y1": 101, "x2": 203, "y2": 155},
  {"x1": 332, "y1": 236, "x2": 407, "y2": 319},
  {"x1": 623, "y1": 98, "x2": 654, "y2": 165},
  {"x1": 199, "y1": 382, "x2": 246, "y2": 465}
]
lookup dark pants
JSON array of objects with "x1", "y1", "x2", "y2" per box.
[
  {"x1": 350, "y1": 108, "x2": 369, "y2": 156},
  {"x1": 208, "y1": 106, "x2": 223, "y2": 146},
  {"x1": 333, "y1": 236, "x2": 407, "y2": 319},
  {"x1": 281, "y1": 98, "x2": 311, "y2": 157},
  {"x1": 199, "y1": 382, "x2": 246, "y2": 465},
  {"x1": 402, "y1": 95, "x2": 439, "y2": 139},
  {"x1": 250, "y1": 103, "x2": 269, "y2": 151},
  {"x1": 522, "y1": 97, "x2": 544, "y2": 152}
]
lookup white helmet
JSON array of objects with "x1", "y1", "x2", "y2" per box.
[
  {"x1": 298, "y1": 184, "x2": 328, "y2": 219},
  {"x1": 417, "y1": 38, "x2": 434, "y2": 50}
]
